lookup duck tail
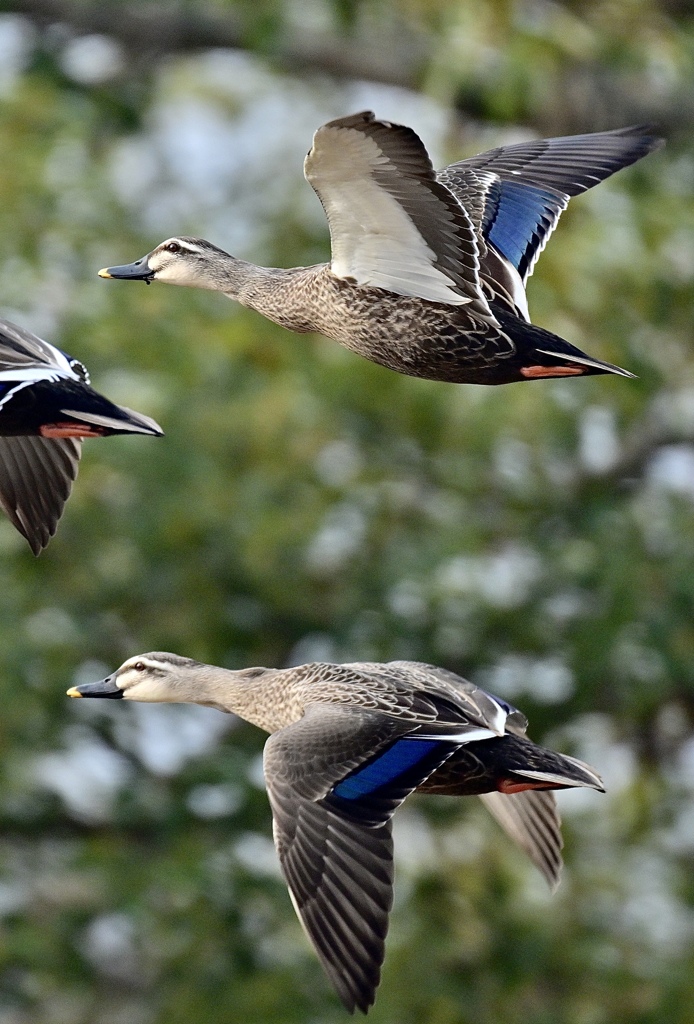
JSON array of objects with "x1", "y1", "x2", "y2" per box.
[
  {"x1": 492, "y1": 304, "x2": 635, "y2": 379},
  {"x1": 531, "y1": 341, "x2": 635, "y2": 379},
  {"x1": 497, "y1": 738, "x2": 605, "y2": 794},
  {"x1": 58, "y1": 404, "x2": 164, "y2": 437},
  {"x1": 505, "y1": 755, "x2": 604, "y2": 792}
]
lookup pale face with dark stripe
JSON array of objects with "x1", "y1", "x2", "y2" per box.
[
  {"x1": 100, "y1": 238, "x2": 235, "y2": 289},
  {"x1": 72, "y1": 653, "x2": 201, "y2": 703},
  {"x1": 144, "y1": 238, "x2": 228, "y2": 286}
]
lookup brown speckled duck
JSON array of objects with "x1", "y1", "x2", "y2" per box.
[
  {"x1": 69, "y1": 652, "x2": 603, "y2": 1013},
  {"x1": 100, "y1": 111, "x2": 661, "y2": 385}
]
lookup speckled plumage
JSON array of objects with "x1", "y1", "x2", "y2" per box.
[
  {"x1": 101, "y1": 112, "x2": 662, "y2": 385},
  {"x1": 69, "y1": 653, "x2": 604, "y2": 1013},
  {"x1": 231, "y1": 262, "x2": 606, "y2": 384}
]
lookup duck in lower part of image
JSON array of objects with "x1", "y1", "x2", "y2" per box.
[{"x1": 68, "y1": 653, "x2": 603, "y2": 1013}]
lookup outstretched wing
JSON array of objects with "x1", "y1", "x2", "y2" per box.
[
  {"x1": 0, "y1": 318, "x2": 76, "y2": 377},
  {"x1": 439, "y1": 125, "x2": 662, "y2": 283},
  {"x1": 479, "y1": 789, "x2": 564, "y2": 892},
  {"x1": 304, "y1": 111, "x2": 491, "y2": 315},
  {"x1": 263, "y1": 704, "x2": 454, "y2": 1012},
  {"x1": 0, "y1": 435, "x2": 81, "y2": 553}
]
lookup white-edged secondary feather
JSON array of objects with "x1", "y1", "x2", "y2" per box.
[{"x1": 305, "y1": 112, "x2": 489, "y2": 310}]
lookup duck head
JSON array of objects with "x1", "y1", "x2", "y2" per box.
[{"x1": 99, "y1": 237, "x2": 235, "y2": 288}]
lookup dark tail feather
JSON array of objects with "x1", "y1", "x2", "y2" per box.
[
  {"x1": 510, "y1": 749, "x2": 605, "y2": 792},
  {"x1": 532, "y1": 335, "x2": 635, "y2": 378},
  {"x1": 492, "y1": 304, "x2": 635, "y2": 379},
  {"x1": 59, "y1": 401, "x2": 164, "y2": 436},
  {"x1": 493, "y1": 733, "x2": 605, "y2": 792}
]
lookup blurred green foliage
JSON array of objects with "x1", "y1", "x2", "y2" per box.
[{"x1": 0, "y1": 2, "x2": 693, "y2": 1022}]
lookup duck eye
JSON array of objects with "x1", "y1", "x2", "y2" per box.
[
  {"x1": 133, "y1": 661, "x2": 146, "y2": 672},
  {"x1": 165, "y1": 241, "x2": 181, "y2": 254}
]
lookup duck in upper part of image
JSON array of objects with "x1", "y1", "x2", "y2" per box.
[
  {"x1": 0, "y1": 318, "x2": 163, "y2": 553},
  {"x1": 99, "y1": 111, "x2": 662, "y2": 385},
  {"x1": 68, "y1": 652, "x2": 604, "y2": 1013}
]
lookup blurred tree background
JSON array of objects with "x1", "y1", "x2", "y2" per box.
[{"x1": 0, "y1": 1, "x2": 692, "y2": 1022}]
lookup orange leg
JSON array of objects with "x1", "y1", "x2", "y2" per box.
[
  {"x1": 39, "y1": 423, "x2": 106, "y2": 438},
  {"x1": 497, "y1": 778, "x2": 557, "y2": 794},
  {"x1": 520, "y1": 365, "x2": 585, "y2": 379}
]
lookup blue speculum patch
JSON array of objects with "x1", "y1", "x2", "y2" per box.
[
  {"x1": 486, "y1": 181, "x2": 558, "y2": 278},
  {"x1": 333, "y1": 738, "x2": 441, "y2": 800}
]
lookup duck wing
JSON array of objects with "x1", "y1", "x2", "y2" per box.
[
  {"x1": 0, "y1": 319, "x2": 77, "y2": 376},
  {"x1": 0, "y1": 435, "x2": 81, "y2": 553},
  {"x1": 479, "y1": 789, "x2": 563, "y2": 892},
  {"x1": 304, "y1": 111, "x2": 492, "y2": 315},
  {"x1": 377, "y1": 660, "x2": 519, "y2": 735},
  {"x1": 263, "y1": 703, "x2": 456, "y2": 1012},
  {"x1": 439, "y1": 125, "x2": 662, "y2": 285}
]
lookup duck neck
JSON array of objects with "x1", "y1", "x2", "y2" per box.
[
  {"x1": 216, "y1": 259, "x2": 322, "y2": 333},
  {"x1": 184, "y1": 662, "x2": 302, "y2": 733}
]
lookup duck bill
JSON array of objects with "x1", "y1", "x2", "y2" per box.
[
  {"x1": 67, "y1": 675, "x2": 123, "y2": 699},
  {"x1": 98, "y1": 256, "x2": 154, "y2": 282}
]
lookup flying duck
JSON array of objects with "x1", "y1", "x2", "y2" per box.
[
  {"x1": 69, "y1": 652, "x2": 603, "y2": 1012},
  {"x1": 99, "y1": 111, "x2": 661, "y2": 385},
  {"x1": 0, "y1": 318, "x2": 163, "y2": 553}
]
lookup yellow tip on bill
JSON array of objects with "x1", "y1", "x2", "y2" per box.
[
  {"x1": 66, "y1": 686, "x2": 82, "y2": 698},
  {"x1": 98, "y1": 268, "x2": 113, "y2": 279}
]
